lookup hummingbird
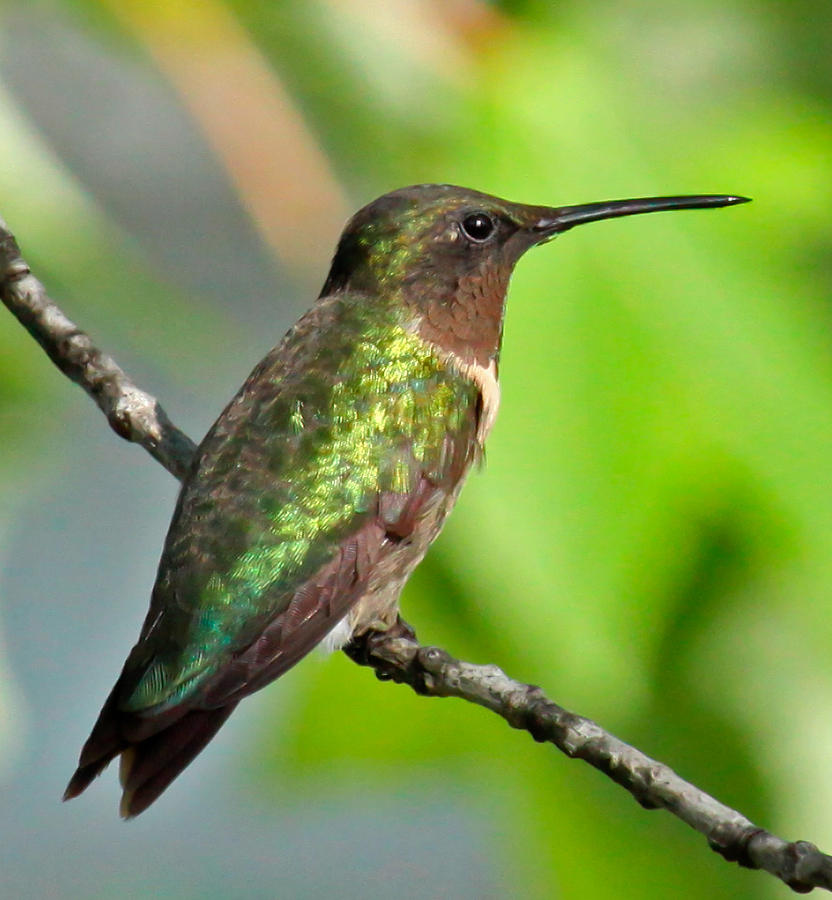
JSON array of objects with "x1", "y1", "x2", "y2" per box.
[{"x1": 64, "y1": 184, "x2": 748, "y2": 817}]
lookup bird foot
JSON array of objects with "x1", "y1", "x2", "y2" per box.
[{"x1": 343, "y1": 616, "x2": 417, "y2": 669}]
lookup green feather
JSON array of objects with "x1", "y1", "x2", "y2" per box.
[{"x1": 123, "y1": 293, "x2": 478, "y2": 711}]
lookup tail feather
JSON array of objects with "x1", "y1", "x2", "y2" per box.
[
  {"x1": 64, "y1": 686, "x2": 237, "y2": 816},
  {"x1": 118, "y1": 704, "x2": 237, "y2": 818},
  {"x1": 63, "y1": 685, "x2": 127, "y2": 801},
  {"x1": 63, "y1": 745, "x2": 125, "y2": 801}
]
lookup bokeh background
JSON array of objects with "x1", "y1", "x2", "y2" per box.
[{"x1": 0, "y1": 1, "x2": 830, "y2": 897}]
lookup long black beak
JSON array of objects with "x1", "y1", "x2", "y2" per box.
[{"x1": 533, "y1": 194, "x2": 750, "y2": 237}]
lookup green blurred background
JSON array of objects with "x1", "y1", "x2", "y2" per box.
[{"x1": 0, "y1": 1, "x2": 830, "y2": 897}]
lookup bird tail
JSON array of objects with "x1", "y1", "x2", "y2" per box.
[{"x1": 64, "y1": 686, "x2": 237, "y2": 818}]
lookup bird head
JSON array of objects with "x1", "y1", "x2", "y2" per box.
[{"x1": 322, "y1": 184, "x2": 748, "y2": 366}]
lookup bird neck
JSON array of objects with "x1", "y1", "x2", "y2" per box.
[
  {"x1": 320, "y1": 243, "x2": 511, "y2": 370},
  {"x1": 407, "y1": 257, "x2": 511, "y2": 370}
]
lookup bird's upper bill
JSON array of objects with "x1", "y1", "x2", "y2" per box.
[{"x1": 528, "y1": 193, "x2": 750, "y2": 241}]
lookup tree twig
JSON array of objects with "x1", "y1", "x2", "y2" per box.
[
  {"x1": 0, "y1": 217, "x2": 196, "y2": 479},
  {"x1": 2, "y1": 214, "x2": 831, "y2": 893},
  {"x1": 346, "y1": 632, "x2": 832, "y2": 894}
]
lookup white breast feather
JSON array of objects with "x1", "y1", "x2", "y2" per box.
[
  {"x1": 320, "y1": 615, "x2": 355, "y2": 653},
  {"x1": 454, "y1": 357, "x2": 501, "y2": 446}
]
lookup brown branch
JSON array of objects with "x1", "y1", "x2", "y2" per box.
[
  {"x1": 2, "y1": 214, "x2": 831, "y2": 893},
  {"x1": 0, "y1": 217, "x2": 196, "y2": 480},
  {"x1": 346, "y1": 632, "x2": 832, "y2": 894}
]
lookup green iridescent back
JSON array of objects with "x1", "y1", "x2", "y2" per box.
[{"x1": 122, "y1": 292, "x2": 479, "y2": 712}]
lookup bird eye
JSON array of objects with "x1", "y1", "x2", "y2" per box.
[{"x1": 461, "y1": 212, "x2": 495, "y2": 242}]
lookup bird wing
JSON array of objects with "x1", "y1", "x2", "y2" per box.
[
  {"x1": 122, "y1": 293, "x2": 480, "y2": 719},
  {"x1": 67, "y1": 294, "x2": 483, "y2": 814},
  {"x1": 119, "y1": 302, "x2": 477, "y2": 719}
]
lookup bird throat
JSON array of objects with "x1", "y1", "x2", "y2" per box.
[{"x1": 413, "y1": 257, "x2": 511, "y2": 370}]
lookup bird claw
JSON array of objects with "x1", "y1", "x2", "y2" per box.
[{"x1": 343, "y1": 615, "x2": 417, "y2": 668}]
